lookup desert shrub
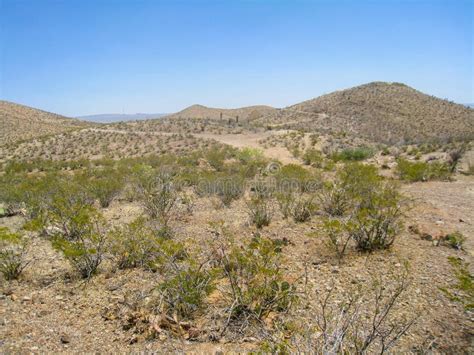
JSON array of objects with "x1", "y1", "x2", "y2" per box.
[
  {"x1": 321, "y1": 218, "x2": 351, "y2": 261},
  {"x1": 108, "y1": 217, "x2": 162, "y2": 269},
  {"x1": 0, "y1": 227, "x2": 29, "y2": 280},
  {"x1": 337, "y1": 163, "x2": 381, "y2": 201},
  {"x1": 51, "y1": 208, "x2": 107, "y2": 278},
  {"x1": 215, "y1": 176, "x2": 245, "y2": 207},
  {"x1": 396, "y1": 158, "x2": 451, "y2": 182},
  {"x1": 303, "y1": 266, "x2": 415, "y2": 353},
  {"x1": 157, "y1": 261, "x2": 216, "y2": 320},
  {"x1": 290, "y1": 193, "x2": 316, "y2": 222},
  {"x1": 246, "y1": 196, "x2": 274, "y2": 229},
  {"x1": 318, "y1": 181, "x2": 351, "y2": 217},
  {"x1": 197, "y1": 171, "x2": 245, "y2": 207},
  {"x1": 133, "y1": 165, "x2": 177, "y2": 225},
  {"x1": 86, "y1": 168, "x2": 125, "y2": 208},
  {"x1": 38, "y1": 180, "x2": 96, "y2": 239},
  {"x1": 331, "y1": 147, "x2": 374, "y2": 162},
  {"x1": 216, "y1": 235, "x2": 297, "y2": 323},
  {"x1": 0, "y1": 172, "x2": 60, "y2": 218},
  {"x1": 346, "y1": 182, "x2": 404, "y2": 252},
  {"x1": 276, "y1": 164, "x2": 317, "y2": 193},
  {"x1": 303, "y1": 149, "x2": 324, "y2": 167},
  {"x1": 275, "y1": 191, "x2": 294, "y2": 219},
  {"x1": 444, "y1": 231, "x2": 465, "y2": 250},
  {"x1": 441, "y1": 257, "x2": 473, "y2": 311}
]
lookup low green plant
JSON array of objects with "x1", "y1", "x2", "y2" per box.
[
  {"x1": 0, "y1": 227, "x2": 29, "y2": 280},
  {"x1": 290, "y1": 194, "x2": 316, "y2": 223},
  {"x1": 321, "y1": 218, "x2": 351, "y2": 261},
  {"x1": 318, "y1": 182, "x2": 351, "y2": 217},
  {"x1": 396, "y1": 158, "x2": 451, "y2": 182},
  {"x1": 331, "y1": 147, "x2": 374, "y2": 162},
  {"x1": 157, "y1": 261, "x2": 216, "y2": 320},
  {"x1": 346, "y1": 182, "x2": 404, "y2": 252},
  {"x1": 133, "y1": 165, "x2": 178, "y2": 224},
  {"x1": 86, "y1": 168, "x2": 124, "y2": 208},
  {"x1": 445, "y1": 231, "x2": 465, "y2": 250},
  {"x1": 246, "y1": 196, "x2": 273, "y2": 229},
  {"x1": 303, "y1": 149, "x2": 324, "y2": 167},
  {"x1": 217, "y1": 235, "x2": 297, "y2": 322},
  {"x1": 441, "y1": 257, "x2": 473, "y2": 311},
  {"x1": 51, "y1": 208, "x2": 107, "y2": 278},
  {"x1": 108, "y1": 217, "x2": 161, "y2": 269}
]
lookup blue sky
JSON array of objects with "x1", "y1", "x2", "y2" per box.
[{"x1": 1, "y1": 0, "x2": 472, "y2": 116}]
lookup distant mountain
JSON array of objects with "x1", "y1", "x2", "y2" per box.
[
  {"x1": 166, "y1": 104, "x2": 277, "y2": 121},
  {"x1": 78, "y1": 113, "x2": 167, "y2": 123},
  {"x1": 282, "y1": 82, "x2": 474, "y2": 144},
  {"x1": 0, "y1": 100, "x2": 90, "y2": 145},
  {"x1": 466, "y1": 104, "x2": 474, "y2": 108}
]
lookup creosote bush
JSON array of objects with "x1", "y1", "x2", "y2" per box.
[
  {"x1": 347, "y1": 181, "x2": 404, "y2": 252},
  {"x1": 321, "y1": 218, "x2": 351, "y2": 261},
  {"x1": 157, "y1": 261, "x2": 216, "y2": 320},
  {"x1": 0, "y1": 227, "x2": 29, "y2": 280},
  {"x1": 246, "y1": 196, "x2": 273, "y2": 229},
  {"x1": 396, "y1": 158, "x2": 451, "y2": 182},
  {"x1": 86, "y1": 168, "x2": 125, "y2": 208},
  {"x1": 216, "y1": 234, "x2": 298, "y2": 322},
  {"x1": 51, "y1": 207, "x2": 107, "y2": 278},
  {"x1": 133, "y1": 165, "x2": 178, "y2": 227}
]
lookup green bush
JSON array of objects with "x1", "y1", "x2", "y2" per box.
[
  {"x1": 0, "y1": 227, "x2": 29, "y2": 280},
  {"x1": 290, "y1": 193, "x2": 316, "y2": 222},
  {"x1": 51, "y1": 208, "x2": 107, "y2": 278},
  {"x1": 86, "y1": 168, "x2": 124, "y2": 208},
  {"x1": 321, "y1": 218, "x2": 351, "y2": 261},
  {"x1": 108, "y1": 217, "x2": 161, "y2": 269},
  {"x1": 396, "y1": 158, "x2": 451, "y2": 182},
  {"x1": 246, "y1": 196, "x2": 273, "y2": 229},
  {"x1": 157, "y1": 261, "x2": 216, "y2": 320},
  {"x1": 276, "y1": 164, "x2": 319, "y2": 193},
  {"x1": 217, "y1": 235, "x2": 297, "y2": 321},
  {"x1": 133, "y1": 165, "x2": 177, "y2": 225},
  {"x1": 441, "y1": 257, "x2": 473, "y2": 311},
  {"x1": 303, "y1": 149, "x2": 324, "y2": 167},
  {"x1": 318, "y1": 182, "x2": 351, "y2": 217},
  {"x1": 445, "y1": 231, "x2": 465, "y2": 250},
  {"x1": 346, "y1": 182, "x2": 404, "y2": 252},
  {"x1": 331, "y1": 147, "x2": 374, "y2": 162}
]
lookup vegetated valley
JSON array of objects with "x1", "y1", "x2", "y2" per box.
[{"x1": 1, "y1": 82, "x2": 473, "y2": 353}]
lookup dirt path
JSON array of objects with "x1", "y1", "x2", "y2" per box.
[{"x1": 195, "y1": 132, "x2": 301, "y2": 164}]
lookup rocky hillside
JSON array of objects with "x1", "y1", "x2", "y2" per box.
[
  {"x1": 166, "y1": 104, "x2": 277, "y2": 121},
  {"x1": 282, "y1": 82, "x2": 474, "y2": 144},
  {"x1": 0, "y1": 101, "x2": 91, "y2": 145}
]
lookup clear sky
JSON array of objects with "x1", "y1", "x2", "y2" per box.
[{"x1": 0, "y1": 0, "x2": 472, "y2": 116}]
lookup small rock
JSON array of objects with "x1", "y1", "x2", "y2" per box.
[
  {"x1": 10, "y1": 294, "x2": 17, "y2": 301},
  {"x1": 60, "y1": 334, "x2": 70, "y2": 344},
  {"x1": 21, "y1": 296, "x2": 32, "y2": 303}
]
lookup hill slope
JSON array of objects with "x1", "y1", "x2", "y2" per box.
[
  {"x1": 166, "y1": 104, "x2": 277, "y2": 121},
  {"x1": 283, "y1": 82, "x2": 474, "y2": 144},
  {"x1": 0, "y1": 101, "x2": 90, "y2": 145},
  {"x1": 78, "y1": 113, "x2": 167, "y2": 123}
]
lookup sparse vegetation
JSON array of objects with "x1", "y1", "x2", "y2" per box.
[
  {"x1": 0, "y1": 227, "x2": 29, "y2": 280},
  {"x1": 396, "y1": 158, "x2": 451, "y2": 182}
]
